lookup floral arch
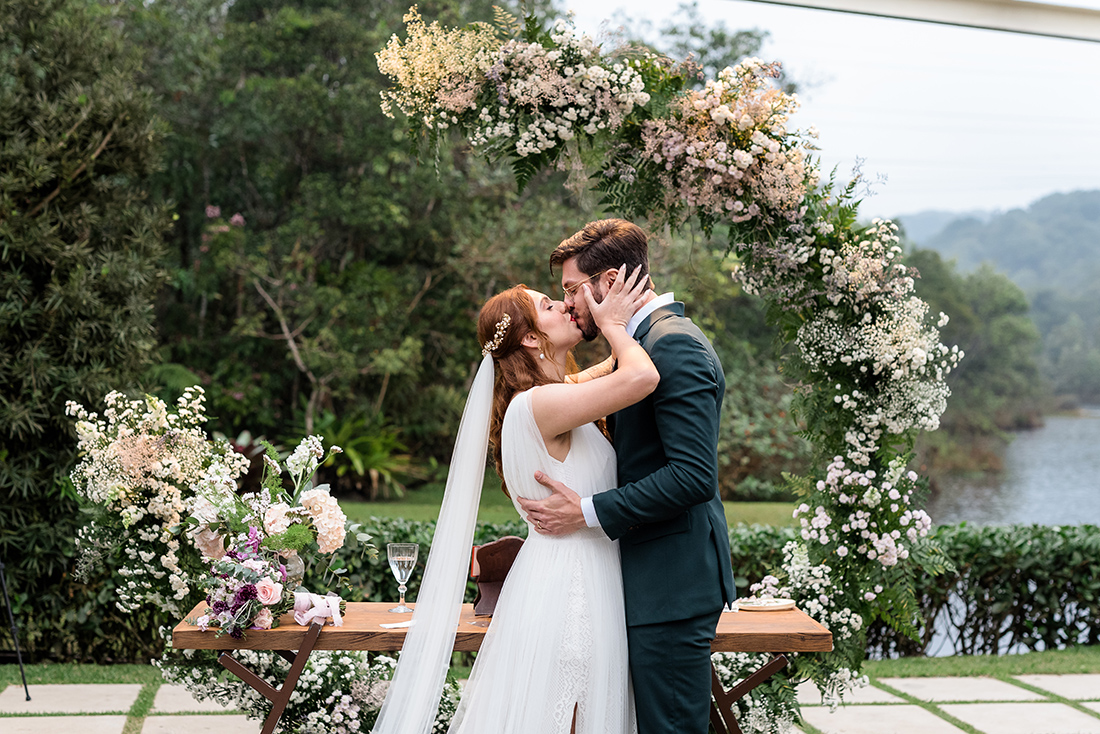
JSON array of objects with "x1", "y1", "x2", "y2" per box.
[{"x1": 378, "y1": 8, "x2": 961, "y2": 729}]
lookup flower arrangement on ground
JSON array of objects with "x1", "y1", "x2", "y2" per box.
[
  {"x1": 157, "y1": 644, "x2": 462, "y2": 734},
  {"x1": 378, "y1": 7, "x2": 960, "y2": 733},
  {"x1": 67, "y1": 387, "x2": 250, "y2": 616}
]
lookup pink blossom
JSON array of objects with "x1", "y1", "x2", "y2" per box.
[
  {"x1": 193, "y1": 529, "x2": 225, "y2": 560},
  {"x1": 256, "y1": 577, "x2": 283, "y2": 605},
  {"x1": 229, "y1": 213, "x2": 245, "y2": 227},
  {"x1": 205, "y1": 205, "x2": 221, "y2": 219},
  {"x1": 252, "y1": 608, "x2": 274, "y2": 629}
]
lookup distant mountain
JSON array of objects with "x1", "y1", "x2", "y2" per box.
[
  {"x1": 909, "y1": 191, "x2": 1100, "y2": 293},
  {"x1": 894, "y1": 208, "x2": 996, "y2": 245},
  {"x1": 903, "y1": 190, "x2": 1100, "y2": 401}
]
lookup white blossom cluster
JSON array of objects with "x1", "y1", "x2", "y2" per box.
[
  {"x1": 794, "y1": 456, "x2": 932, "y2": 569},
  {"x1": 470, "y1": 20, "x2": 650, "y2": 155},
  {"x1": 67, "y1": 387, "x2": 248, "y2": 615},
  {"x1": 376, "y1": 6, "x2": 500, "y2": 128},
  {"x1": 818, "y1": 219, "x2": 915, "y2": 309},
  {"x1": 751, "y1": 544, "x2": 863, "y2": 643},
  {"x1": 796, "y1": 295, "x2": 961, "y2": 465},
  {"x1": 745, "y1": 543, "x2": 868, "y2": 710},
  {"x1": 158, "y1": 648, "x2": 461, "y2": 733},
  {"x1": 378, "y1": 11, "x2": 650, "y2": 157},
  {"x1": 710, "y1": 651, "x2": 797, "y2": 734},
  {"x1": 633, "y1": 59, "x2": 817, "y2": 225}
]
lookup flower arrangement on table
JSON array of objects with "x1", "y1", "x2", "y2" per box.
[
  {"x1": 379, "y1": 7, "x2": 961, "y2": 734},
  {"x1": 187, "y1": 436, "x2": 369, "y2": 639}
]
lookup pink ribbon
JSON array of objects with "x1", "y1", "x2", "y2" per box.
[{"x1": 293, "y1": 590, "x2": 344, "y2": 627}]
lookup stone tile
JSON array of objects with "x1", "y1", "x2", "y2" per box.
[
  {"x1": 878, "y1": 676, "x2": 1045, "y2": 702},
  {"x1": 796, "y1": 680, "x2": 903, "y2": 705},
  {"x1": 1, "y1": 715, "x2": 128, "y2": 734},
  {"x1": 0, "y1": 684, "x2": 143, "y2": 714},
  {"x1": 940, "y1": 702, "x2": 1100, "y2": 734},
  {"x1": 1085, "y1": 702, "x2": 1100, "y2": 715},
  {"x1": 800, "y1": 703, "x2": 965, "y2": 733},
  {"x1": 1014, "y1": 674, "x2": 1100, "y2": 700},
  {"x1": 142, "y1": 714, "x2": 259, "y2": 733},
  {"x1": 151, "y1": 684, "x2": 238, "y2": 713}
]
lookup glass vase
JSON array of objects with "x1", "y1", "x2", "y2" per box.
[{"x1": 282, "y1": 551, "x2": 306, "y2": 590}]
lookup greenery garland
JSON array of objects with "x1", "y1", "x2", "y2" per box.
[{"x1": 378, "y1": 7, "x2": 960, "y2": 730}]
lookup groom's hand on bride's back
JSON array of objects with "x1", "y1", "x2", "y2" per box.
[{"x1": 519, "y1": 472, "x2": 586, "y2": 536}]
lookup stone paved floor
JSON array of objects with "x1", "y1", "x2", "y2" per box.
[{"x1": 0, "y1": 675, "x2": 1098, "y2": 732}]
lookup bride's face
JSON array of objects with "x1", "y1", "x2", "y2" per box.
[{"x1": 524, "y1": 289, "x2": 582, "y2": 353}]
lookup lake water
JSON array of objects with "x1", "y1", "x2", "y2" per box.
[{"x1": 927, "y1": 406, "x2": 1100, "y2": 526}]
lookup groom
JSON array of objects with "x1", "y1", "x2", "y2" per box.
[{"x1": 519, "y1": 219, "x2": 736, "y2": 734}]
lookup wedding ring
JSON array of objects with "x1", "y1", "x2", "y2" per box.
[{"x1": 536, "y1": 520, "x2": 544, "y2": 530}]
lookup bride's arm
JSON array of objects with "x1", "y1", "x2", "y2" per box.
[
  {"x1": 531, "y1": 267, "x2": 658, "y2": 438},
  {"x1": 565, "y1": 355, "x2": 614, "y2": 384}
]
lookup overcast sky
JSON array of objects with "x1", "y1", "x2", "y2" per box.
[{"x1": 559, "y1": 0, "x2": 1100, "y2": 219}]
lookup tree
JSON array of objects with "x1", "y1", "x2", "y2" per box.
[{"x1": 0, "y1": 0, "x2": 170, "y2": 656}]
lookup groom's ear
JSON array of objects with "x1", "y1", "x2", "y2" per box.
[{"x1": 601, "y1": 269, "x2": 618, "y2": 291}]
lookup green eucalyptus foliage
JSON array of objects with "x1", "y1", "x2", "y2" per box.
[{"x1": 0, "y1": 0, "x2": 169, "y2": 659}]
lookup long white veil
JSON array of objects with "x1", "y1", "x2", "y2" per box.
[{"x1": 372, "y1": 354, "x2": 494, "y2": 733}]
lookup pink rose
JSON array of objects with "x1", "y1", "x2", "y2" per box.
[
  {"x1": 252, "y1": 608, "x2": 274, "y2": 630},
  {"x1": 255, "y1": 577, "x2": 283, "y2": 606}
]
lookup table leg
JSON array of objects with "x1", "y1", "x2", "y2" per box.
[
  {"x1": 709, "y1": 654, "x2": 789, "y2": 734},
  {"x1": 217, "y1": 621, "x2": 324, "y2": 734}
]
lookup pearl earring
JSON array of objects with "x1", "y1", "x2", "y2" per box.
[{"x1": 539, "y1": 353, "x2": 545, "y2": 360}]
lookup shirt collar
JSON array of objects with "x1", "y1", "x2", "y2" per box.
[{"x1": 627, "y1": 292, "x2": 675, "y2": 338}]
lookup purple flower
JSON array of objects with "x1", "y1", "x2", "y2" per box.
[
  {"x1": 232, "y1": 584, "x2": 258, "y2": 611},
  {"x1": 247, "y1": 526, "x2": 262, "y2": 553},
  {"x1": 229, "y1": 627, "x2": 243, "y2": 640},
  {"x1": 211, "y1": 600, "x2": 229, "y2": 614},
  {"x1": 205, "y1": 205, "x2": 221, "y2": 219}
]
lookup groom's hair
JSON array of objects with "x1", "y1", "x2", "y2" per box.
[{"x1": 549, "y1": 218, "x2": 650, "y2": 282}]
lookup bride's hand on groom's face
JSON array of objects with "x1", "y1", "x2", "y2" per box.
[
  {"x1": 585, "y1": 264, "x2": 648, "y2": 333},
  {"x1": 518, "y1": 472, "x2": 586, "y2": 536}
]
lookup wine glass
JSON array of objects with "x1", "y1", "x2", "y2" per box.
[{"x1": 387, "y1": 542, "x2": 418, "y2": 613}]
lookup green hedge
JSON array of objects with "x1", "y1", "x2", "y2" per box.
[
  {"x1": 4, "y1": 520, "x2": 1097, "y2": 662},
  {"x1": 867, "y1": 524, "x2": 1100, "y2": 657}
]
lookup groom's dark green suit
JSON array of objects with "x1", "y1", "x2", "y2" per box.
[{"x1": 592, "y1": 301, "x2": 736, "y2": 734}]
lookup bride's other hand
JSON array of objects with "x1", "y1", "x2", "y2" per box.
[{"x1": 583, "y1": 264, "x2": 648, "y2": 333}]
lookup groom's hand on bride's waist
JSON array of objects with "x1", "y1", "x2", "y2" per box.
[{"x1": 519, "y1": 472, "x2": 586, "y2": 536}]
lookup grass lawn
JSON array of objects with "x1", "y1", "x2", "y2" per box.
[
  {"x1": 343, "y1": 470, "x2": 798, "y2": 527},
  {"x1": 5, "y1": 645, "x2": 1100, "y2": 689},
  {"x1": 865, "y1": 644, "x2": 1100, "y2": 678}
]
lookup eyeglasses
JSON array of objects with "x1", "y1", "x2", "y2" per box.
[{"x1": 562, "y1": 270, "x2": 608, "y2": 300}]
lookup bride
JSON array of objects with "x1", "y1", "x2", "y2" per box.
[{"x1": 372, "y1": 266, "x2": 656, "y2": 734}]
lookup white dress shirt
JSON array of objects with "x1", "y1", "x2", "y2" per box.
[{"x1": 579, "y1": 293, "x2": 675, "y2": 530}]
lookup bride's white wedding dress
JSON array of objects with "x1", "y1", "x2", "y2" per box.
[{"x1": 447, "y1": 387, "x2": 637, "y2": 734}]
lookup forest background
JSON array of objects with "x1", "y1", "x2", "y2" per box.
[{"x1": 2, "y1": 0, "x2": 1089, "y2": 661}]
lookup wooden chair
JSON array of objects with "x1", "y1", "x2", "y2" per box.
[{"x1": 469, "y1": 536, "x2": 524, "y2": 616}]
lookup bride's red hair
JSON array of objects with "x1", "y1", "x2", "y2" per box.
[{"x1": 477, "y1": 285, "x2": 576, "y2": 497}]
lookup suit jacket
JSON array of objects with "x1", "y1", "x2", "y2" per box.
[{"x1": 592, "y1": 302, "x2": 736, "y2": 627}]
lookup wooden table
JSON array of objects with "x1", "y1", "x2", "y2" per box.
[{"x1": 173, "y1": 602, "x2": 832, "y2": 734}]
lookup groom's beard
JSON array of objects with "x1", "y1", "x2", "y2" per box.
[
  {"x1": 578, "y1": 287, "x2": 603, "y2": 342},
  {"x1": 581, "y1": 317, "x2": 599, "y2": 342}
]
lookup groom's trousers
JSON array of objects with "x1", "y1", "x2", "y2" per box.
[{"x1": 627, "y1": 607, "x2": 724, "y2": 734}]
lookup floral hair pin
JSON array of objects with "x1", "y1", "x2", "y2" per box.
[{"x1": 482, "y1": 312, "x2": 511, "y2": 356}]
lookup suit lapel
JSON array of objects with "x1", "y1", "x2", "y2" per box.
[{"x1": 633, "y1": 302, "x2": 685, "y2": 343}]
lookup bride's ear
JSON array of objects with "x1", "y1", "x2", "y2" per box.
[{"x1": 521, "y1": 332, "x2": 540, "y2": 349}]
